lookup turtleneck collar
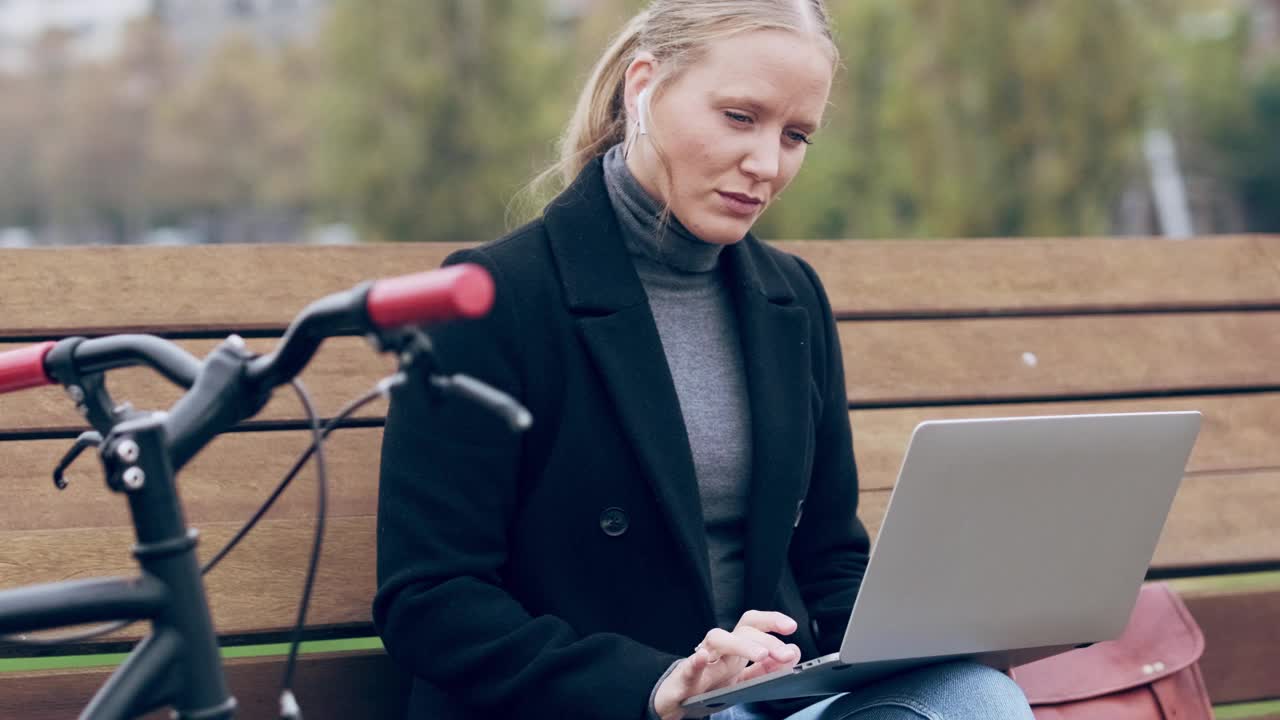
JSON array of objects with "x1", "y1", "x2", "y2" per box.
[{"x1": 602, "y1": 143, "x2": 724, "y2": 274}]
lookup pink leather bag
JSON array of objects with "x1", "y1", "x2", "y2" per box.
[{"x1": 1009, "y1": 583, "x2": 1215, "y2": 719}]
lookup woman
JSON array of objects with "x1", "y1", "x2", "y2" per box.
[{"x1": 374, "y1": 2, "x2": 1035, "y2": 718}]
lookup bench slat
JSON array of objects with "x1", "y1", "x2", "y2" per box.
[
  {"x1": 0, "y1": 245, "x2": 467, "y2": 337},
  {"x1": 841, "y1": 312, "x2": 1280, "y2": 405},
  {"x1": 850, "y1": 393, "x2": 1280, "y2": 490},
  {"x1": 854, "y1": 470, "x2": 1280, "y2": 574},
  {"x1": 1155, "y1": 471, "x2": 1280, "y2": 571},
  {"x1": 3, "y1": 238, "x2": 1278, "y2": 337},
  {"x1": 0, "y1": 650, "x2": 405, "y2": 720},
  {"x1": 787, "y1": 236, "x2": 1280, "y2": 316},
  {"x1": 0, "y1": 517, "x2": 377, "y2": 648},
  {"x1": 0, "y1": 430, "x2": 381, "y2": 533},
  {"x1": 1184, "y1": 586, "x2": 1280, "y2": 704}
]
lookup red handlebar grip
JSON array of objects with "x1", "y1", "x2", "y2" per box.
[
  {"x1": 0, "y1": 340, "x2": 56, "y2": 395},
  {"x1": 366, "y1": 264, "x2": 495, "y2": 329}
]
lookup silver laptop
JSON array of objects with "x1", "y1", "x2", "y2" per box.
[{"x1": 683, "y1": 411, "x2": 1202, "y2": 716}]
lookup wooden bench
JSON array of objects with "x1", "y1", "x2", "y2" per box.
[{"x1": 0, "y1": 237, "x2": 1277, "y2": 718}]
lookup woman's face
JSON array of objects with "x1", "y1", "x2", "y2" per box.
[{"x1": 625, "y1": 30, "x2": 834, "y2": 245}]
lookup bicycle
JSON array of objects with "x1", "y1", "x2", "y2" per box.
[{"x1": 0, "y1": 263, "x2": 531, "y2": 720}]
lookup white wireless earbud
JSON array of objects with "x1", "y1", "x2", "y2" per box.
[{"x1": 636, "y1": 87, "x2": 650, "y2": 136}]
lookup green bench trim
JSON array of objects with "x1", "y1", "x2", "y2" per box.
[
  {"x1": 1215, "y1": 699, "x2": 1280, "y2": 719},
  {"x1": 0, "y1": 636, "x2": 384, "y2": 673}
]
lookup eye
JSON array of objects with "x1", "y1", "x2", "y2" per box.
[
  {"x1": 724, "y1": 110, "x2": 753, "y2": 125},
  {"x1": 785, "y1": 130, "x2": 813, "y2": 146}
]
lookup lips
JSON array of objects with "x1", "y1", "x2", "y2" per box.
[
  {"x1": 717, "y1": 190, "x2": 765, "y2": 218},
  {"x1": 718, "y1": 191, "x2": 763, "y2": 206}
]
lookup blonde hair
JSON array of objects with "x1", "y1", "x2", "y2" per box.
[{"x1": 523, "y1": 0, "x2": 837, "y2": 211}]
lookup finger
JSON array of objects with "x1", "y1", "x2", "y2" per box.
[
  {"x1": 702, "y1": 627, "x2": 770, "y2": 665},
  {"x1": 736, "y1": 643, "x2": 803, "y2": 683},
  {"x1": 675, "y1": 649, "x2": 714, "y2": 695},
  {"x1": 735, "y1": 610, "x2": 798, "y2": 636},
  {"x1": 681, "y1": 644, "x2": 741, "y2": 696},
  {"x1": 684, "y1": 650, "x2": 708, "y2": 679},
  {"x1": 733, "y1": 626, "x2": 794, "y2": 663}
]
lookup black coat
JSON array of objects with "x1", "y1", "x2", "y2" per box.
[{"x1": 373, "y1": 157, "x2": 870, "y2": 719}]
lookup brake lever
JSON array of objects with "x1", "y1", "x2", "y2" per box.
[
  {"x1": 52, "y1": 431, "x2": 102, "y2": 490},
  {"x1": 430, "y1": 373, "x2": 532, "y2": 433},
  {"x1": 372, "y1": 327, "x2": 531, "y2": 432}
]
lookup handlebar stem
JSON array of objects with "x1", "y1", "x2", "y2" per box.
[{"x1": 165, "y1": 338, "x2": 268, "y2": 472}]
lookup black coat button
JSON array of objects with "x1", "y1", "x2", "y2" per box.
[
  {"x1": 600, "y1": 507, "x2": 629, "y2": 537},
  {"x1": 810, "y1": 618, "x2": 821, "y2": 640}
]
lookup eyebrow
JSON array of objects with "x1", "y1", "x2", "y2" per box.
[{"x1": 715, "y1": 94, "x2": 820, "y2": 134}]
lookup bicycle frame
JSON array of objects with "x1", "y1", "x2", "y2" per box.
[{"x1": 0, "y1": 414, "x2": 234, "y2": 720}]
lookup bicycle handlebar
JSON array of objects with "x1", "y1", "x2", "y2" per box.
[
  {"x1": 0, "y1": 263, "x2": 494, "y2": 398},
  {"x1": 0, "y1": 341, "x2": 55, "y2": 394},
  {"x1": 367, "y1": 264, "x2": 494, "y2": 329}
]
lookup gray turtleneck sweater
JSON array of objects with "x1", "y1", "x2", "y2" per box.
[{"x1": 602, "y1": 145, "x2": 753, "y2": 633}]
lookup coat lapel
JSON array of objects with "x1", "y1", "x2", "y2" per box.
[
  {"x1": 722, "y1": 240, "x2": 813, "y2": 612},
  {"x1": 543, "y1": 158, "x2": 814, "y2": 623},
  {"x1": 544, "y1": 159, "x2": 716, "y2": 625}
]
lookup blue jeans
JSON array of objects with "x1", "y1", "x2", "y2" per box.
[{"x1": 712, "y1": 662, "x2": 1035, "y2": 720}]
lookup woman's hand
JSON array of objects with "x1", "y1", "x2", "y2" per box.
[{"x1": 653, "y1": 610, "x2": 803, "y2": 720}]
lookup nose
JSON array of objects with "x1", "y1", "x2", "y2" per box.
[{"x1": 740, "y1": 137, "x2": 781, "y2": 183}]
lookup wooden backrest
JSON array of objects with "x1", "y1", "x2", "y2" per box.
[{"x1": 1, "y1": 237, "x2": 1277, "y2": 715}]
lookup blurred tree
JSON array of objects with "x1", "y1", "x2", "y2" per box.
[
  {"x1": 759, "y1": 0, "x2": 1165, "y2": 239},
  {"x1": 314, "y1": 0, "x2": 572, "y2": 242},
  {"x1": 1236, "y1": 64, "x2": 1280, "y2": 231},
  {"x1": 0, "y1": 30, "x2": 78, "y2": 229},
  {"x1": 36, "y1": 20, "x2": 175, "y2": 243},
  {"x1": 0, "y1": 73, "x2": 41, "y2": 228},
  {"x1": 147, "y1": 32, "x2": 315, "y2": 240},
  {"x1": 1163, "y1": 5, "x2": 1280, "y2": 232}
]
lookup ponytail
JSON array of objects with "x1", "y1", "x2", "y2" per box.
[
  {"x1": 510, "y1": 13, "x2": 645, "y2": 224},
  {"x1": 559, "y1": 12, "x2": 648, "y2": 184}
]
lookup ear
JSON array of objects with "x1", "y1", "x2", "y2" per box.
[{"x1": 623, "y1": 51, "x2": 658, "y2": 124}]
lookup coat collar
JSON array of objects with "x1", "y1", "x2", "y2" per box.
[
  {"x1": 544, "y1": 156, "x2": 812, "y2": 621},
  {"x1": 543, "y1": 157, "x2": 797, "y2": 312}
]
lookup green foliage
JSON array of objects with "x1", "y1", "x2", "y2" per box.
[
  {"x1": 149, "y1": 34, "x2": 314, "y2": 215},
  {"x1": 758, "y1": 0, "x2": 1161, "y2": 239},
  {"x1": 1163, "y1": 7, "x2": 1280, "y2": 232},
  {"x1": 1238, "y1": 65, "x2": 1280, "y2": 231},
  {"x1": 312, "y1": 0, "x2": 573, "y2": 242}
]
